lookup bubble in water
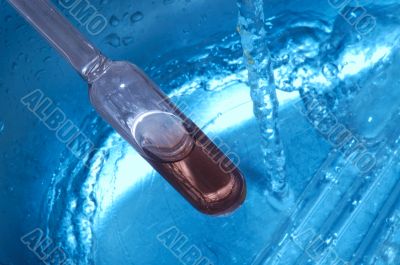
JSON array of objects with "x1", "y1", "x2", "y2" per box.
[
  {"x1": 109, "y1": 15, "x2": 120, "y2": 27},
  {"x1": 130, "y1": 12, "x2": 144, "y2": 23},
  {"x1": 0, "y1": 121, "x2": 4, "y2": 134},
  {"x1": 105, "y1": 33, "x2": 121, "y2": 47},
  {"x1": 322, "y1": 63, "x2": 339, "y2": 80}
]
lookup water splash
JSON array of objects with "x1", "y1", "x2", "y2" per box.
[{"x1": 237, "y1": 0, "x2": 288, "y2": 196}]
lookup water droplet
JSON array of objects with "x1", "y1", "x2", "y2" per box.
[
  {"x1": 121, "y1": 12, "x2": 129, "y2": 20},
  {"x1": 322, "y1": 63, "x2": 339, "y2": 80},
  {"x1": 130, "y1": 11, "x2": 144, "y2": 23},
  {"x1": 109, "y1": 15, "x2": 120, "y2": 27},
  {"x1": 105, "y1": 33, "x2": 121, "y2": 48}
]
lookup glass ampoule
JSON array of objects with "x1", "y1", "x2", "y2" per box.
[{"x1": 8, "y1": 0, "x2": 246, "y2": 215}]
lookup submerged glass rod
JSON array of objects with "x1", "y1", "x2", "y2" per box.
[{"x1": 8, "y1": 0, "x2": 246, "y2": 215}]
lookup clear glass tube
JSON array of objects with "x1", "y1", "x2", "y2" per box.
[{"x1": 7, "y1": 0, "x2": 104, "y2": 80}]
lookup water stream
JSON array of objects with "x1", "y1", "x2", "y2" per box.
[{"x1": 237, "y1": 0, "x2": 288, "y2": 197}]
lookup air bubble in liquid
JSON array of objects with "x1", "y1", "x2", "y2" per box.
[
  {"x1": 322, "y1": 63, "x2": 339, "y2": 80},
  {"x1": 109, "y1": 15, "x2": 120, "y2": 27},
  {"x1": 105, "y1": 33, "x2": 121, "y2": 48},
  {"x1": 130, "y1": 12, "x2": 144, "y2": 23}
]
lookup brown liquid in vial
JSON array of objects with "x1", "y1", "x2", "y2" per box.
[{"x1": 144, "y1": 129, "x2": 246, "y2": 216}]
